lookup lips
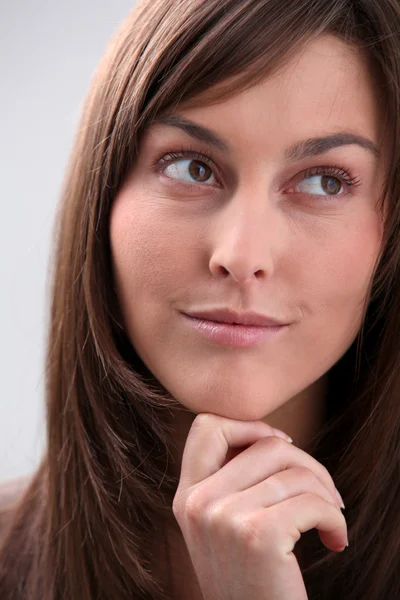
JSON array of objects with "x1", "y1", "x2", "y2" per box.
[
  {"x1": 180, "y1": 312, "x2": 288, "y2": 348},
  {"x1": 183, "y1": 308, "x2": 287, "y2": 327}
]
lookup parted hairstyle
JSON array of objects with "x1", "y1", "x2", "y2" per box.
[{"x1": 1, "y1": 0, "x2": 400, "y2": 598}]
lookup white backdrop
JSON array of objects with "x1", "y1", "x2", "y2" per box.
[{"x1": 0, "y1": 0, "x2": 137, "y2": 482}]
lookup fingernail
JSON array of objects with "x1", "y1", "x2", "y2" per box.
[
  {"x1": 273, "y1": 429, "x2": 293, "y2": 443},
  {"x1": 335, "y1": 487, "x2": 345, "y2": 509}
]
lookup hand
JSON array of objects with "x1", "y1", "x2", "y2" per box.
[{"x1": 172, "y1": 413, "x2": 347, "y2": 600}]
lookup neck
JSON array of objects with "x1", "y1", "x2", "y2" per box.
[{"x1": 262, "y1": 374, "x2": 329, "y2": 450}]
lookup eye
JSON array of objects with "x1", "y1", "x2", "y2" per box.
[
  {"x1": 287, "y1": 166, "x2": 361, "y2": 200},
  {"x1": 163, "y1": 158, "x2": 216, "y2": 185},
  {"x1": 296, "y1": 175, "x2": 343, "y2": 196},
  {"x1": 153, "y1": 148, "x2": 362, "y2": 200},
  {"x1": 154, "y1": 148, "x2": 219, "y2": 188},
  {"x1": 153, "y1": 147, "x2": 221, "y2": 189}
]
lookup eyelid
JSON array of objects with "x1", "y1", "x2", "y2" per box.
[{"x1": 152, "y1": 146, "x2": 362, "y2": 196}]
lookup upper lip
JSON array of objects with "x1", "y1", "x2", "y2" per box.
[{"x1": 183, "y1": 308, "x2": 288, "y2": 327}]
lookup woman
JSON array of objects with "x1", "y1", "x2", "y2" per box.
[{"x1": 1, "y1": 0, "x2": 399, "y2": 597}]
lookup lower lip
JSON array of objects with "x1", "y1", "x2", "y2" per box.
[{"x1": 181, "y1": 313, "x2": 289, "y2": 348}]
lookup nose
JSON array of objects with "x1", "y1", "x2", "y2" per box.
[{"x1": 209, "y1": 193, "x2": 280, "y2": 284}]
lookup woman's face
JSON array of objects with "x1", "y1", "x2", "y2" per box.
[{"x1": 110, "y1": 34, "x2": 385, "y2": 421}]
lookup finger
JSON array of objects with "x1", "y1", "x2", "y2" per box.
[
  {"x1": 261, "y1": 493, "x2": 348, "y2": 553},
  {"x1": 207, "y1": 466, "x2": 342, "y2": 515},
  {"x1": 179, "y1": 413, "x2": 292, "y2": 489},
  {"x1": 198, "y1": 436, "x2": 343, "y2": 510}
]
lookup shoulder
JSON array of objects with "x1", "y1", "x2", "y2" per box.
[
  {"x1": 0, "y1": 475, "x2": 31, "y2": 541},
  {"x1": 0, "y1": 476, "x2": 31, "y2": 511}
]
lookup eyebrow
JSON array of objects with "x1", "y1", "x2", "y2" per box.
[{"x1": 152, "y1": 113, "x2": 380, "y2": 161}]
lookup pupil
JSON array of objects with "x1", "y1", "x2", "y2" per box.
[
  {"x1": 189, "y1": 161, "x2": 211, "y2": 182},
  {"x1": 322, "y1": 176, "x2": 341, "y2": 195}
]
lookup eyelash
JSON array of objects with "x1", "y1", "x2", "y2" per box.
[{"x1": 152, "y1": 144, "x2": 362, "y2": 198}]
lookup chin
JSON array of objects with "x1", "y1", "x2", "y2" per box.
[{"x1": 175, "y1": 385, "x2": 287, "y2": 423}]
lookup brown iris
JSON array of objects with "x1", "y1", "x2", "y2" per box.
[
  {"x1": 189, "y1": 161, "x2": 212, "y2": 183},
  {"x1": 321, "y1": 176, "x2": 342, "y2": 195}
]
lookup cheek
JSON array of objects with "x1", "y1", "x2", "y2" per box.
[
  {"x1": 109, "y1": 190, "x2": 198, "y2": 318},
  {"x1": 330, "y1": 215, "x2": 382, "y2": 291},
  {"x1": 304, "y1": 211, "x2": 383, "y2": 330}
]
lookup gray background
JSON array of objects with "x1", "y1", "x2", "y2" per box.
[{"x1": 0, "y1": 1, "x2": 136, "y2": 482}]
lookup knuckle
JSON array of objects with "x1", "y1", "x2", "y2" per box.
[
  {"x1": 234, "y1": 513, "x2": 278, "y2": 550},
  {"x1": 173, "y1": 490, "x2": 193, "y2": 522},
  {"x1": 301, "y1": 463, "x2": 339, "y2": 506},
  {"x1": 301, "y1": 491, "x2": 342, "y2": 515},
  {"x1": 257, "y1": 434, "x2": 285, "y2": 451},
  {"x1": 266, "y1": 475, "x2": 289, "y2": 502},
  {"x1": 292, "y1": 465, "x2": 319, "y2": 485},
  {"x1": 172, "y1": 494, "x2": 183, "y2": 518},
  {"x1": 301, "y1": 491, "x2": 322, "y2": 506},
  {"x1": 236, "y1": 515, "x2": 261, "y2": 544},
  {"x1": 183, "y1": 487, "x2": 209, "y2": 522},
  {"x1": 292, "y1": 465, "x2": 314, "y2": 478},
  {"x1": 205, "y1": 497, "x2": 233, "y2": 531},
  {"x1": 326, "y1": 498, "x2": 347, "y2": 525},
  {"x1": 268, "y1": 467, "x2": 319, "y2": 502},
  {"x1": 191, "y1": 413, "x2": 217, "y2": 431}
]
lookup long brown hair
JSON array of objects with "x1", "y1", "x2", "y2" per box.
[{"x1": 1, "y1": 0, "x2": 400, "y2": 598}]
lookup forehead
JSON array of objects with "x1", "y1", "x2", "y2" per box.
[{"x1": 175, "y1": 35, "x2": 382, "y2": 148}]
